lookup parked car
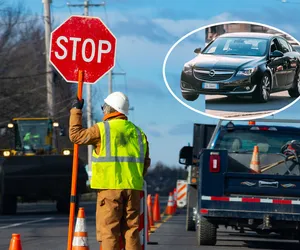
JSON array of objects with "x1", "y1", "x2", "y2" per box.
[
  {"x1": 180, "y1": 32, "x2": 300, "y2": 103},
  {"x1": 293, "y1": 45, "x2": 300, "y2": 53}
]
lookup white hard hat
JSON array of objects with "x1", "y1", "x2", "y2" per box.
[{"x1": 104, "y1": 92, "x2": 129, "y2": 115}]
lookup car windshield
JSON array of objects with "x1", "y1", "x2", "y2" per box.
[
  {"x1": 213, "y1": 128, "x2": 300, "y2": 154},
  {"x1": 16, "y1": 120, "x2": 51, "y2": 151},
  {"x1": 294, "y1": 46, "x2": 300, "y2": 53},
  {"x1": 202, "y1": 37, "x2": 269, "y2": 56}
]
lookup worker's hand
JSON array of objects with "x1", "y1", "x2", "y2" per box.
[{"x1": 72, "y1": 98, "x2": 84, "y2": 109}]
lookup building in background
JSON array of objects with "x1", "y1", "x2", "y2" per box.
[{"x1": 205, "y1": 23, "x2": 298, "y2": 46}]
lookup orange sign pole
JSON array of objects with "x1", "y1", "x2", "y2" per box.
[{"x1": 67, "y1": 70, "x2": 84, "y2": 250}]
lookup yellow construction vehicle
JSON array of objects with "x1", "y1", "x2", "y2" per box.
[{"x1": 0, "y1": 118, "x2": 88, "y2": 215}]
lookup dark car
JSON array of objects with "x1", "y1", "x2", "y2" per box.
[{"x1": 180, "y1": 32, "x2": 300, "y2": 103}]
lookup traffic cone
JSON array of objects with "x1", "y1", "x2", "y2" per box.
[
  {"x1": 9, "y1": 234, "x2": 22, "y2": 250},
  {"x1": 72, "y1": 207, "x2": 89, "y2": 250},
  {"x1": 165, "y1": 192, "x2": 174, "y2": 215},
  {"x1": 250, "y1": 145, "x2": 261, "y2": 173},
  {"x1": 152, "y1": 193, "x2": 161, "y2": 222},
  {"x1": 173, "y1": 188, "x2": 177, "y2": 214},
  {"x1": 147, "y1": 194, "x2": 154, "y2": 227}
]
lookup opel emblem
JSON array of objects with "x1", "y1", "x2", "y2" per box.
[{"x1": 209, "y1": 70, "x2": 215, "y2": 77}]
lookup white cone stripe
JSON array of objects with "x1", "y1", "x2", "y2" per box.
[
  {"x1": 74, "y1": 218, "x2": 87, "y2": 232},
  {"x1": 72, "y1": 236, "x2": 89, "y2": 246}
]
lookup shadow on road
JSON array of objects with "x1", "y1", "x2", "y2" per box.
[
  {"x1": 243, "y1": 240, "x2": 299, "y2": 249},
  {"x1": 205, "y1": 95, "x2": 297, "y2": 112}
]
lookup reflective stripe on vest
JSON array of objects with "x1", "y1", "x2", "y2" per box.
[
  {"x1": 91, "y1": 121, "x2": 145, "y2": 163},
  {"x1": 90, "y1": 119, "x2": 147, "y2": 190}
]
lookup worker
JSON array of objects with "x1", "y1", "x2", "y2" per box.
[
  {"x1": 23, "y1": 127, "x2": 41, "y2": 147},
  {"x1": 69, "y1": 91, "x2": 151, "y2": 250}
]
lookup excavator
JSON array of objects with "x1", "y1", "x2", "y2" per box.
[{"x1": 0, "y1": 118, "x2": 88, "y2": 215}]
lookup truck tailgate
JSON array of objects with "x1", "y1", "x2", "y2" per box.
[{"x1": 199, "y1": 149, "x2": 300, "y2": 219}]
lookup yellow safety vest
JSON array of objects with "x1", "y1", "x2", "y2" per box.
[{"x1": 90, "y1": 119, "x2": 147, "y2": 190}]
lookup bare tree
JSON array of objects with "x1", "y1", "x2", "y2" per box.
[{"x1": 0, "y1": 2, "x2": 77, "y2": 154}]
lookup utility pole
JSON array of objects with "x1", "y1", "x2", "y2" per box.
[
  {"x1": 42, "y1": 0, "x2": 56, "y2": 147},
  {"x1": 108, "y1": 70, "x2": 126, "y2": 94},
  {"x1": 67, "y1": 0, "x2": 105, "y2": 174}
]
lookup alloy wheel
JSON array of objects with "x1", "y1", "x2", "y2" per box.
[{"x1": 262, "y1": 75, "x2": 271, "y2": 101}]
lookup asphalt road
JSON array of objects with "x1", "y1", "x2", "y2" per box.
[
  {"x1": 1, "y1": 199, "x2": 299, "y2": 250},
  {"x1": 0, "y1": 198, "x2": 168, "y2": 250},
  {"x1": 148, "y1": 213, "x2": 300, "y2": 250},
  {"x1": 205, "y1": 91, "x2": 297, "y2": 119}
]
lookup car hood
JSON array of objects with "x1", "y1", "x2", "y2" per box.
[{"x1": 186, "y1": 54, "x2": 265, "y2": 70}]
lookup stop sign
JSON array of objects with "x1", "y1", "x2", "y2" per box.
[{"x1": 49, "y1": 15, "x2": 116, "y2": 84}]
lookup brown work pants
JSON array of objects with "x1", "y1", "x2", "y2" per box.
[{"x1": 96, "y1": 189, "x2": 142, "y2": 250}]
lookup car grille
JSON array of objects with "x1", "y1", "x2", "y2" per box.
[{"x1": 193, "y1": 68, "x2": 235, "y2": 82}]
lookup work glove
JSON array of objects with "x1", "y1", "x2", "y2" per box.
[{"x1": 72, "y1": 98, "x2": 84, "y2": 109}]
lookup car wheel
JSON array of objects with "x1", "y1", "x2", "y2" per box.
[
  {"x1": 182, "y1": 92, "x2": 199, "y2": 101},
  {"x1": 252, "y1": 73, "x2": 271, "y2": 103},
  {"x1": 288, "y1": 70, "x2": 300, "y2": 98}
]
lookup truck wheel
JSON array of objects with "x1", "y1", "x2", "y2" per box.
[
  {"x1": 186, "y1": 208, "x2": 195, "y2": 231},
  {"x1": 0, "y1": 194, "x2": 17, "y2": 215},
  {"x1": 196, "y1": 216, "x2": 217, "y2": 246},
  {"x1": 56, "y1": 195, "x2": 79, "y2": 214}
]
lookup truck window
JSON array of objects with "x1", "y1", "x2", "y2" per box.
[{"x1": 213, "y1": 128, "x2": 300, "y2": 154}]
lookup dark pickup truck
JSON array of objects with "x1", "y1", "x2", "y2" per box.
[{"x1": 179, "y1": 119, "x2": 300, "y2": 246}]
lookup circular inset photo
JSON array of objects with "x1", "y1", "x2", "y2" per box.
[{"x1": 163, "y1": 21, "x2": 300, "y2": 120}]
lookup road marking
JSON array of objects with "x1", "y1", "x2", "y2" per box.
[
  {"x1": 149, "y1": 215, "x2": 172, "y2": 235},
  {"x1": 0, "y1": 217, "x2": 53, "y2": 229}
]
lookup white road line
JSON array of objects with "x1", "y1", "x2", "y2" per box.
[{"x1": 0, "y1": 217, "x2": 53, "y2": 229}]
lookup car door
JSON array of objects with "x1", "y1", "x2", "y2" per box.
[
  {"x1": 267, "y1": 38, "x2": 286, "y2": 89},
  {"x1": 277, "y1": 37, "x2": 297, "y2": 86}
]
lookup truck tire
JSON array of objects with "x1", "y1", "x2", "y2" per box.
[
  {"x1": 196, "y1": 216, "x2": 217, "y2": 246},
  {"x1": 56, "y1": 195, "x2": 79, "y2": 214},
  {"x1": 0, "y1": 194, "x2": 17, "y2": 215},
  {"x1": 186, "y1": 208, "x2": 195, "y2": 231}
]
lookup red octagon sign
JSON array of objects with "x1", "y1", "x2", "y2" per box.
[{"x1": 49, "y1": 15, "x2": 116, "y2": 84}]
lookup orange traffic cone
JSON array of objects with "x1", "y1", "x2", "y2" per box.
[
  {"x1": 165, "y1": 192, "x2": 174, "y2": 215},
  {"x1": 9, "y1": 234, "x2": 22, "y2": 250},
  {"x1": 250, "y1": 145, "x2": 261, "y2": 173},
  {"x1": 147, "y1": 194, "x2": 154, "y2": 227},
  {"x1": 72, "y1": 207, "x2": 89, "y2": 250},
  {"x1": 152, "y1": 193, "x2": 161, "y2": 222},
  {"x1": 173, "y1": 188, "x2": 177, "y2": 214}
]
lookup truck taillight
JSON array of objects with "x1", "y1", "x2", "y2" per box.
[{"x1": 209, "y1": 152, "x2": 220, "y2": 173}]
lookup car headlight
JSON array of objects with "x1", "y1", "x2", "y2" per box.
[
  {"x1": 63, "y1": 149, "x2": 71, "y2": 155},
  {"x1": 237, "y1": 67, "x2": 258, "y2": 76},
  {"x1": 183, "y1": 63, "x2": 193, "y2": 74}
]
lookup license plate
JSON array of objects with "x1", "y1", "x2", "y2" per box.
[{"x1": 202, "y1": 82, "x2": 219, "y2": 89}]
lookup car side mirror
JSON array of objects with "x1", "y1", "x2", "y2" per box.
[
  {"x1": 194, "y1": 47, "x2": 201, "y2": 54},
  {"x1": 270, "y1": 50, "x2": 284, "y2": 58},
  {"x1": 179, "y1": 146, "x2": 193, "y2": 165}
]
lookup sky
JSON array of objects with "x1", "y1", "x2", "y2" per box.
[{"x1": 19, "y1": 0, "x2": 300, "y2": 167}]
